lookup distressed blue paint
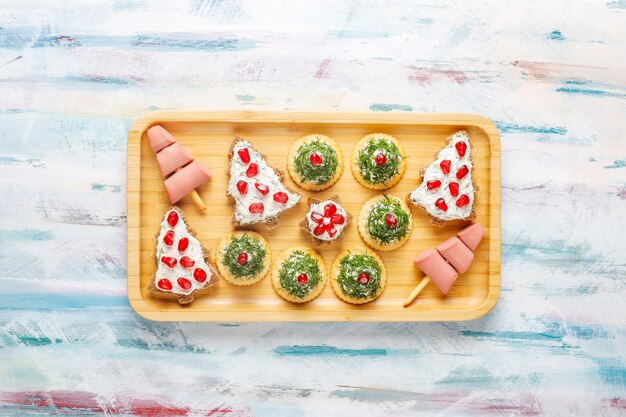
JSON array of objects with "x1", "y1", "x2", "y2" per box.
[
  {"x1": 1, "y1": 230, "x2": 54, "y2": 241},
  {"x1": 607, "y1": 0, "x2": 626, "y2": 9},
  {"x1": 546, "y1": 30, "x2": 565, "y2": 40},
  {"x1": 236, "y1": 94, "x2": 256, "y2": 102},
  {"x1": 91, "y1": 183, "x2": 121, "y2": 193},
  {"x1": 369, "y1": 103, "x2": 413, "y2": 112},
  {"x1": 460, "y1": 329, "x2": 563, "y2": 342},
  {"x1": 605, "y1": 159, "x2": 626, "y2": 169},
  {"x1": 494, "y1": 122, "x2": 567, "y2": 135},
  {"x1": 596, "y1": 359, "x2": 626, "y2": 386},
  {"x1": 0, "y1": 156, "x2": 44, "y2": 167},
  {"x1": 0, "y1": 294, "x2": 129, "y2": 310},
  {"x1": 274, "y1": 345, "x2": 387, "y2": 357},
  {"x1": 556, "y1": 87, "x2": 626, "y2": 98}
]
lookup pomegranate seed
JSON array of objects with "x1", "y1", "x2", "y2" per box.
[
  {"x1": 326, "y1": 223, "x2": 337, "y2": 238},
  {"x1": 313, "y1": 223, "x2": 326, "y2": 236},
  {"x1": 249, "y1": 202, "x2": 264, "y2": 214},
  {"x1": 161, "y1": 256, "x2": 177, "y2": 268},
  {"x1": 177, "y1": 278, "x2": 192, "y2": 291},
  {"x1": 309, "y1": 152, "x2": 322, "y2": 166},
  {"x1": 178, "y1": 237, "x2": 189, "y2": 252},
  {"x1": 180, "y1": 256, "x2": 195, "y2": 268},
  {"x1": 448, "y1": 182, "x2": 459, "y2": 197},
  {"x1": 157, "y1": 278, "x2": 172, "y2": 291},
  {"x1": 456, "y1": 165, "x2": 469, "y2": 180},
  {"x1": 167, "y1": 211, "x2": 179, "y2": 227},
  {"x1": 297, "y1": 273, "x2": 309, "y2": 285},
  {"x1": 237, "y1": 148, "x2": 251, "y2": 164},
  {"x1": 236, "y1": 180, "x2": 248, "y2": 195},
  {"x1": 358, "y1": 272, "x2": 370, "y2": 285},
  {"x1": 273, "y1": 192, "x2": 288, "y2": 204},
  {"x1": 310, "y1": 211, "x2": 325, "y2": 223},
  {"x1": 427, "y1": 180, "x2": 441, "y2": 190},
  {"x1": 455, "y1": 141, "x2": 467, "y2": 158},
  {"x1": 193, "y1": 268, "x2": 207, "y2": 283},
  {"x1": 324, "y1": 203, "x2": 337, "y2": 216},
  {"x1": 435, "y1": 198, "x2": 448, "y2": 212},
  {"x1": 440, "y1": 160, "x2": 451, "y2": 175},
  {"x1": 456, "y1": 194, "x2": 470, "y2": 207},
  {"x1": 163, "y1": 230, "x2": 175, "y2": 246},
  {"x1": 255, "y1": 182, "x2": 269, "y2": 195},
  {"x1": 246, "y1": 163, "x2": 259, "y2": 177},
  {"x1": 374, "y1": 153, "x2": 387, "y2": 166},
  {"x1": 385, "y1": 213, "x2": 397, "y2": 228},
  {"x1": 331, "y1": 214, "x2": 345, "y2": 225},
  {"x1": 237, "y1": 252, "x2": 248, "y2": 265}
]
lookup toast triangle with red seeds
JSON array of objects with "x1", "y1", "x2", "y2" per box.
[{"x1": 227, "y1": 136, "x2": 302, "y2": 229}]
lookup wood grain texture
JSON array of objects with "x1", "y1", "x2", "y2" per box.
[
  {"x1": 1, "y1": 0, "x2": 625, "y2": 415},
  {"x1": 127, "y1": 111, "x2": 501, "y2": 321}
]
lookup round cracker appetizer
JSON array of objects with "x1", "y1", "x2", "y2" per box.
[
  {"x1": 351, "y1": 133, "x2": 406, "y2": 190},
  {"x1": 331, "y1": 248, "x2": 387, "y2": 304},
  {"x1": 216, "y1": 231, "x2": 271, "y2": 286},
  {"x1": 288, "y1": 134, "x2": 343, "y2": 191},
  {"x1": 358, "y1": 194, "x2": 413, "y2": 251},
  {"x1": 272, "y1": 247, "x2": 328, "y2": 303}
]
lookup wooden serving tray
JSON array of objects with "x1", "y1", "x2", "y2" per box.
[{"x1": 127, "y1": 111, "x2": 500, "y2": 321}]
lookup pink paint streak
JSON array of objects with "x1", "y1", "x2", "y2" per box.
[
  {"x1": 603, "y1": 397, "x2": 626, "y2": 410},
  {"x1": 616, "y1": 186, "x2": 626, "y2": 200},
  {"x1": 408, "y1": 68, "x2": 468, "y2": 85},
  {"x1": 464, "y1": 394, "x2": 543, "y2": 416},
  {"x1": 315, "y1": 59, "x2": 331, "y2": 79}
]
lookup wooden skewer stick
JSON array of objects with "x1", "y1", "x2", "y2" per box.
[
  {"x1": 403, "y1": 277, "x2": 431, "y2": 308},
  {"x1": 189, "y1": 189, "x2": 207, "y2": 212}
]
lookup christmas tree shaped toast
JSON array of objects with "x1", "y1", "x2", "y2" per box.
[
  {"x1": 227, "y1": 136, "x2": 302, "y2": 228},
  {"x1": 407, "y1": 131, "x2": 477, "y2": 225},
  {"x1": 149, "y1": 206, "x2": 218, "y2": 304}
]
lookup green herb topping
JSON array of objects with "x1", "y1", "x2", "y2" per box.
[
  {"x1": 293, "y1": 139, "x2": 339, "y2": 184},
  {"x1": 367, "y1": 195, "x2": 410, "y2": 245},
  {"x1": 222, "y1": 234, "x2": 266, "y2": 278},
  {"x1": 278, "y1": 250, "x2": 323, "y2": 298},
  {"x1": 357, "y1": 136, "x2": 402, "y2": 184},
  {"x1": 336, "y1": 253, "x2": 382, "y2": 299}
]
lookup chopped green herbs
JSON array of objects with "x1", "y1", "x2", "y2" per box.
[
  {"x1": 293, "y1": 139, "x2": 338, "y2": 184},
  {"x1": 357, "y1": 137, "x2": 402, "y2": 184},
  {"x1": 278, "y1": 250, "x2": 322, "y2": 298},
  {"x1": 222, "y1": 234, "x2": 266, "y2": 278},
  {"x1": 367, "y1": 195, "x2": 410, "y2": 245},
  {"x1": 336, "y1": 252, "x2": 382, "y2": 299}
]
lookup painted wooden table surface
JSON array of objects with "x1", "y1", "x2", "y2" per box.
[{"x1": 1, "y1": 1, "x2": 625, "y2": 416}]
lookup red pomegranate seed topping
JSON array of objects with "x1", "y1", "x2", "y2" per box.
[
  {"x1": 237, "y1": 252, "x2": 249, "y2": 265},
  {"x1": 427, "y1": 180, "x2": 441, "y2": 190},
  {"x1": 236, "y1": 180, "x2": 248, "y2": 195},
  {"x1": 324, "y1": 203, "x2": 337, "y2": 216},
  {"x1": 249, "y1": 202, "x2": 264, "y2": 214},
  {"x1": 255, "y1": 182, "x2": 269, "y2": 195},
  {"x1": 237, "y1": 148, "x2": 251, "y2": 164},
  {"x1": 331, "y1": 214, "x2": 345, "y2": 225},
  {"x1": 374, "y1": 152, "x2": 387, "y2": 166},
  {"x1": 161, "y1": 256, "x2": 177, "y2": 268},
  {"x1": 177, "y1": 277, "x2": 192, "y2": 291},
  {"x1": 193, "y1": 268, "x2": 207, "y2": 283},
  {"x1": 157, "y1": 278, "x2": 173, "y2": 291},
  {"x1": 440, "y1": 160, "x2": 451, "y2": 175},
  {"x1": 455, "y1": 141, "x2": 467, "y2": 158},
  {"x1": 297, "y1": 273, "x2": 309, "y2": 285},
  {"x1": 178, "y1": 237, "x2": 189, "y2": 252},
  {"x1": 435, "y1": 198, "x2": 448, "y2": 212},
  {"x1": 163, "y1": 230, "x2": 175, "y2": 246},
  {"x1": 326, "y1": 223, "x2": 337, "y2": 238},
  {"x1": 313, "y1": 223, "x2": 326, "y2": 236},
  {"x1": 246, "y1": 163, "x2": 259, "y2": 177},
  {"x1": 456, "y1": 194, "x2": 470, "y2": 207},
  {"x1": 358, "y1": 272, "x2": 371, "y2": 285},
  {"x1": 273, "y1": 192, "x2": 288, "y2": 204},
  {"x1": 456, "y1": 165, "x2": 469, "y2": 180},
  {"x1": 310, "y1": 211, "x2": 325, "y2": 223},
  {"x1": 180, "y1": 256, "x2": 195, "y2": 268},
  {"x1": 309, "y1": 152, "x2": 322, "y2": 166},
  {"x1": 167, "y1": 211, "x2": 179, "y2": 227},
  {"x1": 385, "y1": 213, "x2": 398, "y2": 228},
  {"x1": 448, "y1": 182, "x2": 459, "y2": 197}
]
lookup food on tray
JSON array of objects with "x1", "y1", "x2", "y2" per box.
[
  {"x1": 407, "y1": 131, "x2": 476, "y2": 225},
  {"x1": 287, "y1": 134, "x2": 343, "y2": 190},
  {"x1": 299, "y1": 195, "x2": 351, "y2": 246},
  {"x1": 147, "y1": 125, "x2": 211, "y2": 211},
  {"x1": 216, "y1": 231, "x2": 272, "y2": 286},
  {"x1": 331, "y1": 248, "x2": 387, "y2": 304},
  {"x1": 272, "y1": 247, "x2": 328, "y2": 303},
  {"x1": 358, "y1": 194, "x2": 413, "y2": 251},
  {"x1": 404, "y1": 222, "x2": 485, "y2": 307},
  {"x1": 149, "y1": 206, "x2": 218, "y2": 304},
  {"x1": 227, "y1": 136, "x2": 302, "y2": 228},
  {"x1": 351, "y1": 133, "x2": 406, "y2": 190}
]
